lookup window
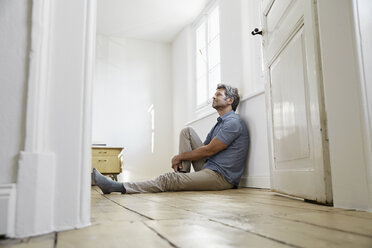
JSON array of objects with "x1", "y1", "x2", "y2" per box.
[{"x1": 195, "y1": 4, "x2": 221, "y2": 107}]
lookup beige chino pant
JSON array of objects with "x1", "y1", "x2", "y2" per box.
[{"x1": 124, "y1": 127, "x2": 233, "y2": 194}]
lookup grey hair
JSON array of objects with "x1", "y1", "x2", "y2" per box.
[{"x1": 216, "y1": 84, "x2": 240, "y2": 111}]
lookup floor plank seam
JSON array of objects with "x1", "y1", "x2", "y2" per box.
[
  {"x1": 129, "y1": 194, "x2": 303, "y2": 247},
  {"x1": 131, "y1": 192, "x2": 335, "y2": 214},
  {"x1": 208, "y1": 218, "x2": 303, "y2": 248},
  {"x1": 273, "y1": 215, "x2": 372, "y2": 239},
  {"x1": 99, "y1": 193, "x2": 154, "y2": 221},
  {"x1": 93, "y1": 188, "x2": 155, "y2": 220},
  {"x1": 245, "y1": 199, "x2": 335, "y2": 213},
  {"x1": 142, "y1": 222, "x2": 179, "y2": 248},
  {"x1": 54, "y1": 232, "x2": 58, "y2": 248},
  {"x1": 129, "y1": 194, "x2": 208, "y2": 219},
  {"x1": 333, "y1": 211, "x2": 372, "y2": 220}
]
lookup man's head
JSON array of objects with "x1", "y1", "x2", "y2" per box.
[{"x1": 212, "y1": 84, "x2": 240, "y2": 111}]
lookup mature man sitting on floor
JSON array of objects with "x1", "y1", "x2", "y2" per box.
[{"x1": 93, "y1": 83, "x2": 249, "y2": 194}]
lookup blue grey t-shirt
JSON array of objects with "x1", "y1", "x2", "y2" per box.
[{"x1": 204, "y1": 110, "x2": 249, "y2": 186}]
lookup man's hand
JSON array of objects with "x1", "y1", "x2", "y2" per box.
[
  {"x1": 171, "y1": 155, "x2": 182, "y2": 172},
  {"x1": 170, "y1": 137, "x2": 227, "y2": 172}
]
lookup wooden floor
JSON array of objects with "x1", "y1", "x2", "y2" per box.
[{"x1": 2, "y1": 187, "x2": 372, "y2": 247}]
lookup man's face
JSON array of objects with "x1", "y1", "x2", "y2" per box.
[{"x1": 212, "y1": 88, "x2": 232, "y2": 110}]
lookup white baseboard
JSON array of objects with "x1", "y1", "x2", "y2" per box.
[
  {"x1": 239, "y1": 176, "x2": 271, "y2": 189},
  {"x1": 0, "y1": 184, "x2": 16, "y2": 236},
  {"x1": 15, "y1": 151, "x2": 55, "y2": 238}
]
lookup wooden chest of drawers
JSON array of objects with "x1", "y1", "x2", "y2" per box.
[{"x1": 91, "y1": 147, "x2": 123, "y2": 181}]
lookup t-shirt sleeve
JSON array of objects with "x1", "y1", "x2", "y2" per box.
[
  {"x1": 204, "y1": 129, "x2": 213, "y2": 145},
  {"x1": 216, "y1": 119, "x2": 242, "y2": 145}
]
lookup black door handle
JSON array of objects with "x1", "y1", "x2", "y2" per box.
[{"x1": 251, "y1": 28, "x2": 263, "y2": 36}]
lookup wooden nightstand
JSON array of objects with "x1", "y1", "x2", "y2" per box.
[{"x1": 91, "y1": 147, "x2": 124, "y2": 182}]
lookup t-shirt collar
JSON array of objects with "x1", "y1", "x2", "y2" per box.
[{"x1": 217, "y1": 110, "x2": 235, "y2": 122}]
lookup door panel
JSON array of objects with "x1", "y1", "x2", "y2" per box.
[
  {"x1": 265, "y1": 0, "x2": 303, "y2": 62},
  {"x1": 270, "y1": 27, "x2": 310, "y2": 165},
  {"x1": 262, "y1": 0, "x2": 332, "y2": 204},
  {"x1": 266, "y1": 0, "x2": 292, "y2": 36}
]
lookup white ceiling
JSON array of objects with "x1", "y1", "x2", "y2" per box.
[{"x1": 97, "y1": 0, "x2": 210, "y2": 43}]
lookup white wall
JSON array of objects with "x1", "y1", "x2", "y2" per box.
[
  {"x1": 219, "y1": 0, "x2": 244, "y2": 89},
  {"x1": 238, "y1": 94, "x2": 270, "y2": 188},
  {"x1": 0, "y1": 0, "x2": 29, "y2": 184},
  {"x1": 354, "y1": 0, "x2": 372, "y2": 211},
  {"x1": 317, "y1": 0, "x2": 370, "y2": 210},
  {"x1": 93, "y1": 35, "x2": 173, "y2": 179},
  {"x1": 219, "y1": 0, "x2": 269, "y2": 188},
  {"x1": 0, "y1": 0, "x2": 29, "y2": 236},
  {"x1": 171, "y1": 0, "x2": 270, "y2": 187},
  {"x1": 241, "y1": 0, "x2": 265, "y2": 95},
  {"x1": 219, "y1": 0, "x2": 264, "y2": 96},
  {"x1": 171, "y1": 27, "x2": 195, "y2": 153}
]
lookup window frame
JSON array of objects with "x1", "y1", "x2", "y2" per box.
[{"x1": 193, "y1": 1, "x2": 221, "y2": 112}]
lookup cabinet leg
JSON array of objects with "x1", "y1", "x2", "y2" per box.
[{"x1": 108, "y1": 174, "x2": 118, "y2": 181}]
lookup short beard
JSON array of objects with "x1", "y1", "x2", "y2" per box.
[{"x1": 212, "y1": 104, "x2": 223, "y2": 110}]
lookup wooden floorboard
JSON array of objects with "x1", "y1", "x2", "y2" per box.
[{"x1": 1, "y1": 187, "x2": 372, "y2": 248}]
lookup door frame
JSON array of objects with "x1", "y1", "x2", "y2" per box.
[
  {"x1": 13, "y1": 0, "x2": 96, "y2": 238},
  {"x1": 316, "y1": 0, "x2": 372, "y2": 210},
  {"x1": 351, "y1": 0, "x2": 372, "y2": 211}
]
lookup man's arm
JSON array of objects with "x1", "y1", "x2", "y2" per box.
[
  {"x1": 171, "y1": 137, "x2": 227, "y2": 172},
  {"x1": 204, "y1": 129, "x2": 213, "y2": 145}
]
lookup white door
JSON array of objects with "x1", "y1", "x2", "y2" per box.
[{"x1": 261, "y1": 0, "x2": 332, "y2": 204}]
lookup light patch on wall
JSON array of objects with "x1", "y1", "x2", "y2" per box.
[{"x1": 148, "y1": 104, "x2": 155, "y2": 153}]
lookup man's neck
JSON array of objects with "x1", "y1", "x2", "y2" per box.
[{"x1": 217, "y1": 107, "x2": 233, "y2": 117}]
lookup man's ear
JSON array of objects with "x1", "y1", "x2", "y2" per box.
[{"x1": 227, "y1": 97, "x2": 234, "y2": 105}]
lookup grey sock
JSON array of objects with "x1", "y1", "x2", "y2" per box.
[{"x1": 93, "y1": 168, "x2": 126, "y2": 194}]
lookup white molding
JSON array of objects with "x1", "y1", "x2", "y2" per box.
[
  {"x1": 14, "y1": 0, "x2": 97, "y2": 237},
  {"x1": 77, "y1": 0, "x2": 96, "y2": 227},
  {"x1": 317, "y1": 0, "x2": 369, "y2": 210},
  {"x1": 240, "y1": 89, "x2": 265, "y2": 103},
  {"x1": 0, "y1": 184, "x2": 16, "y2": 237},
  {"x1": 24, "y1": 0, "x2": 52, "y2": 152},
  {"x1": 239, "y1": 176, "x2": 270, "y2": 189},
  {"x1": 192, "y1": 0, "x2": 219, "y2": 28},
  {"x1": 186, "y1": 109, "x2": 217, "y2": 126},
  {"x1": 14, "y1": 0, "x2": 56, "y2": 238},
  {"x1": 15, "y1": 152, "x2": 55, "y2": 238}
]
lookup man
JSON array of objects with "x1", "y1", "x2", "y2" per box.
[{"x1": 93, "y1": 84, "x2": 249, "y2": 194}]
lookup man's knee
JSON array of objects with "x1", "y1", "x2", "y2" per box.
[
  {"x1": 156, "y1": 172, "x2": 181, "y2": 191},
  {"x1": 180, "y1": 127, "x2": 194, "y2": 137}
]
